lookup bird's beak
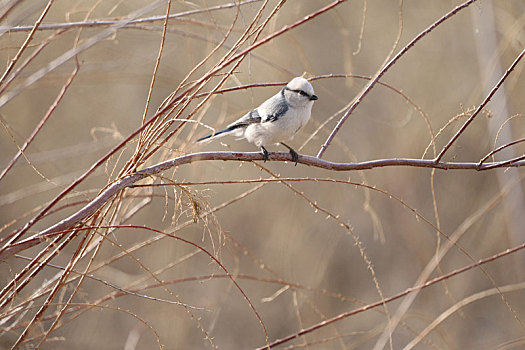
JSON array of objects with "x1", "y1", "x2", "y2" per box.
[{"x1": 310, "y1": 94, "x2": 318, "y2": 101}]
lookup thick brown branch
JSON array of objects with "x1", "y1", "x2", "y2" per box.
[{"x1": 1, "y1": 151, "x2": 523, "y2": 260}]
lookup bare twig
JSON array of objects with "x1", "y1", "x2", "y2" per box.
[
  {"x1": 403, "y1": 281, "x2": 525, "y2": 350},
  {"x1": 3, "y1": 2, "x2": 523, "y2": 347},
  {"x1": 2, "y1": 151, "x2": 523, "y2": 260},
  {"x1": 13, "y1": 254, "x2": 209, "y2": 309},
  {"x1": 317, "y1": 0, "x2": 480, "y2": 158},
  {"x1": 478, "y1": 138, "x2": 525, "y2": 166},
  {"x1": 0, "y1": 1, "x2": 169, "y2": 254},
  {"x1": 0, "y1": 1, "x2": 166, "y2": 108},
  {"x1": 0, "y1": 29, "x2": 67, "y2": 95},
  {"x1": 0, "y1": 0, "x2": 54, "y2": 86},
  {"x1": 0, "y1": 0, "x2": 346, "y2": 253},
  {"x1": 255, "y1": 242, "x2": 525, "y2": 349},
  {"x1": 435, "y1": 47, "x2": 525, "y2": 161},
  {"x1": 0, "y1": 65, "x2": 79, "y2": 181},
  {"x1": 0, "y1": 0, "x2": 262, "y2": 33}
]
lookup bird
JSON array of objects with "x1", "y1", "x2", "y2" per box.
[{"x1": 197, "y1": 76, "x2": 318, "y2": 165}]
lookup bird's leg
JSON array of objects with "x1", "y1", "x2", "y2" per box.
[
  {"x1": 260, "y1": 146, "x2": 270, "y2": 162},
  {"x1": 281, "y1": 142, "x2": 299, "y2": 166}
]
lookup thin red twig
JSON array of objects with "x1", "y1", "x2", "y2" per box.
[
  {"x1": 0, "y1": 0, "x2": 54, "y2": 86},
  {"x1": 0, "y1": 65, "x2": 79, "y2": 181},
  {"x1": 255, "y1": 242, "x2": 525, "y2": 349},
  {"x1": 0, "y1": 0, "x2": 346, "y2": 254}
]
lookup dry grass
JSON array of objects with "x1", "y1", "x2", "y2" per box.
[{"x1": 1, "y1": 0, "x2": 525, "y2": 349}]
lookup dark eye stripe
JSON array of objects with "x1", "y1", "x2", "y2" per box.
[{"x1": 285, "y1": 87, "x2": 309, "y2": 97}]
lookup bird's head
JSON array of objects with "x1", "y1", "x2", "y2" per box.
[{"x1": 282, "y1": 77, "x2": 318, "y2": 108}]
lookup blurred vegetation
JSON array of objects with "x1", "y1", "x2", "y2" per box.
[{"x1": 1, "y1": 0, "x2": 524, "y2": 349}]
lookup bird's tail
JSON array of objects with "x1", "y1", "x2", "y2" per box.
[{"x1": 196, "y1": 125, "x2": 240, "y2": 143}]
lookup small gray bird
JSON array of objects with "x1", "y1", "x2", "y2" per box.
[{"x1": 197, "y1": 77, "x2": 318, "y2": 165}]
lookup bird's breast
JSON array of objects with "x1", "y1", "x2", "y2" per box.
[{"x1": 246, "y1": 106, "x2": 312, "y2": 146}]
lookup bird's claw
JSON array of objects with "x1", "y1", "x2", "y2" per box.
[
  {"x1": 281, "y1": 142, "x2": 299, "y2": 166},
  {"x1": 261, "y1": 144, "x2": 299, "y2": 165},
  {"x1": 261, "y1": 147, "x2": 270, "y2": 162},
  {"x1": 289, "y1": 149, "x2": 299, "y2": 166}
]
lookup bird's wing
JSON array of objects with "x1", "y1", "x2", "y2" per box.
[
  {"x1": 258, "y1": 91, "x2": 289, "y2": 123},
  {"x1": 197, "y1": 91, "x2": 289, "y2": 143},
  {"x1": 197, "y1": 110, "x2": 261, "y2": 142},
  {"x1": 227, "y1": 109, "x2": 261, "y2": 129}
]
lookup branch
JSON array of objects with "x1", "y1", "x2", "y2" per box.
[
  {"x1": 0, "y1": 0, "x2": 261, "y2": 33},
  {"x1": 0, "y1": 1, "x2": 166, "y2": 108},
  {"x1": 255, "y1": 242, "x2": 525, "y2": 350},
  {"x1": 1, "y1": 0, "x2": 346, "y2": 249},
  {"x1": 435, "y1": 46, "x2": 525, "y2": 161},
  {"x1": 1, "y1": 151, "x2": 523, "y2": 260},
  {"x1": 0, "y1": 65, "x2": 79, "y2": 181},
  {"x1": 317, "y1": 0, "x2": 480, "y2": 158},
  {"x1": 0, "y1": 0, "x2": 54, "y2": 87}
]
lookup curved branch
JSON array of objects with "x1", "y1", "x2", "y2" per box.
[
  {"x1": 136, "y1": 151, "x2": 525, "y2": 173},
  {"x1": 1, "y1": 0, "x2": 346, "y2": 253},
  {"x1": 1, "y1": 151, "x2": 523, "y2": 260}
]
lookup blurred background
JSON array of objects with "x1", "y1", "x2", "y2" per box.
[{"x1": 1, "y1": 0, "x2": 525, "y2": 348}]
